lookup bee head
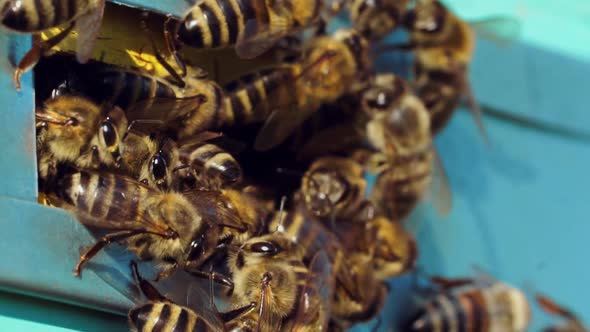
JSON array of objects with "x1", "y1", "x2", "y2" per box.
[{"x1": 404, "y1": 0, "x2": 447, "y2": 35}]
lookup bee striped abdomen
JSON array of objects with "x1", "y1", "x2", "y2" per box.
[
  {"x1": 178, "y1": 0, "x2": 256, "y2": 49},
  {"x1": 56, "y1": 171, "x2": 150, "y2": 228},
  {"x1": 1, "y1": 0, "x2": 87, "y2": 32},
  {"x1": 406, "y1": 288, "x2": 491, "y2": 332},
  {"x1": 372, "y1": 152, "x2": 432, "y2": 220},
  {"x1": 128, "y1": 302, "x2": 208, "y2": 332},
  {"x1": 179, "y1": 142, "x2": 243, "y2": 186},
  {"x1": 91, "y1": 70, "x2": 176, "y2": 111},
  {"x1": 222, "y1": 66, "x2": 294, "y2": 127}
]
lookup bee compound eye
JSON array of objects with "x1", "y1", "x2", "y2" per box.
[
  {"x1": 150, "y1": 154, "x2": 168, "y2": 182},
  {"x1": 250, "y1": 241, "x2": 280, "y2": 256},
  {"x1": 100, "y1": 121, "x2": 118, "y2": 148}
]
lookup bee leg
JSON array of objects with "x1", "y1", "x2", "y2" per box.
[
  {"x1": 186, "y1": 268, "x2": 235, "y2": 295},
  {"x1": 73, "y1": 229, "x2": 146, "y2": 277},
  {"x1": 219, "y1": 302, "x2": 256, "y2": 323},
  {"x1": 256, "y1": 272, "x2": 273, "y2": 331},
  {"x1": 14, "y1": 22, "x2": 75, "y2": 90},
  {"x1": 154, "y1": 262, "x2": 178, "y2": 282},
  {"x1": 164, "y1": 15, "x2": 187, "y2": 78},
  {"x1": 130, "y1": 261, "x2": 170, "y2": 302},
  {"x1": 140, "y1": 13, "x2": 186, "y2": 88}
]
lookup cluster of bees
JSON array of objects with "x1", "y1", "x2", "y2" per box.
[{"x1": 2, "y1": 0, "x2": 587, "y2": 331}]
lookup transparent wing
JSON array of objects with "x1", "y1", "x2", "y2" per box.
[
  {"x1": 461, "y1": 73, "x2": 490, "y2": 143},
  {"x1": 124, "y1": 93, "x2": 207, "y2": 126},
  {"x1": 470, "y1": 16, "x2": 521, "y2": 47},
  {"x1": 75, "y1": 0, "x2": 106, "y2": 63},
  {"x1": 235, "y1": 0, "x2": 292, "y2": 59},
  {"x1": 182, "y1": 191, "x2": 245, "y2": 230},
  {"x1": 254, "y1": 103, "x2": 317, "y2": 151},
  {"x1": 291, "y1": 250, "x2": 334, "y2": 332},
  {"x1": 88, "y1": 249, "x2": 143, "y2": 305},
  {"x1": 156, "y1": 270, "x2": 225, "y2": 332},
  {"x1": 56, "y1": 171, "x2": 172, "y2": 236},
  {"x1": 428, "y1": 148, "x2": 453, "y2": 216}
]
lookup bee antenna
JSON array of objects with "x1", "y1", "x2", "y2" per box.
[{"x1": 276, "y1": 195, "x2": 288, "y2": 230}]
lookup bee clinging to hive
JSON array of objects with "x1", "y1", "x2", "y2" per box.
[
  {"x1": 381, "y1": 0, "x2": 519, "y2": 138},
  {"x1": 1, "y1": 0, "x2": 106, "y2": 89},
  {"x1": 171, "y1": 0, "x2": 344, "y2": 59},
  {"x1": 226, "y1": 234, "x2": 333, "y2": 331},
  {"x1": 356, "y1": 73, "x2": 452, "y2": 220},
  {"x1": 36, "y1": 95, "x2": 127, "y2": 184},
  {"x1": 49, "y1": 169, "x2": 242, "y2": 291}
]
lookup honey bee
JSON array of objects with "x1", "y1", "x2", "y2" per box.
[
  {"x1": 266, "y1": 206, "x2": 384, "y2": 324},
  {"x1": 299, "y1": 155, "x2": 418, "y2": 280},
  {"x1": 300, "y1": 156, "x2": 367, "y2": 220},
  {"x1": 118, "y1": 132, "x2": 179, "y2": 191},
  {"x1": 357, "y1": 73, "x2": 452, "y2": 220},
  {"x1": 75, "y1": 60, "x2": 217, "y2": 140},
  {"x1": 403, "y1": 274, "x2": 531, "y2": 332},
  {"x1": 253, "y1": 28, "x2": 371, "y2": 151},
  {"x1": 172, "y1": 0, "x2": 342, "y2": 59},
  {"x1": 49, "y1": 169, "x2": 239, "y2": 289},
  {"x1": 1, "y1": 0, "x2": 106, "y2": 89},
  {"x1": 127, "y1": 261, "x2": 258, "y2": 332},
  {"x1": 536, "y1": 294, "x2": 588, "y2": 332},
  {"x1": 35, "y1": 95, "x2": 127, "y2": 182},
  {"x1": 348, "y1": 0, "x2": 409, "y2": 40},
  {"x1": 385, "y1": 0, "x2": 519, "y2": 137},
  {"x1": 226, "y1": 234, "x2": 333, "y2": 331},
  {"x1": 175, "y1": 135, "x2": 244, "y2": 191}
]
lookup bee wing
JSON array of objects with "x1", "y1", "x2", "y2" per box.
[
  {"x1": 427, "y1": 148, "x2": 453, "y2": 217},
  {"x1": 74, "y1": 0, "x2": 106, "y2": 63},
  {"x1": 235, "y1": 0, "x2": 292, "y2": 59},
  {"x1": 88, "y1": 250, "x2": 148, "y2": 306},
  {"x1": 469, "y1": 16, "x2": 521, "y2": 47},
  {"x1": 124, "y1": 94, "x2": 207, "y2": 129},
  {"x1": 157, "y1": 271, "x2": 225, "y2": 332},
  {"x1": 291, "y1": 250, "x2": 334, "y2": 332},
  {"x1": 461, "y1": 73, "x2": 490, "y2": 143},
  {"x1": 254, "y1": 104, "x2": 317, "y2": 151},
  {"x1": 55, "y1": 173, "x2": 173, "y2": 235},
  {"x1": 183, "y1": 191, "x2": 245, "y2": 230}
]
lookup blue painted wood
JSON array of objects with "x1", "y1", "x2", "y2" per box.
[
  {"x1": 0, "y1": 196, "x2": 132, "y2": 313},
  {"x1": 0, "y1": 0, "x2": 587, "y2": 331},
  {"x1": 0, "y1": 33, "x2": 36, "y2": 201}
]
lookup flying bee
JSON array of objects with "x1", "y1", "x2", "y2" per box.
[
  {"x1": 357, "y1": 73, "x2": 452, "y2": 220},
  {"x1": 382, "y1": 0, "x2": 520, "y2": 137},
  {"x1": 1, "y1": 0, "x2": 106, "y2": 89},
  {"x1": 537, "y1": 294, "x2": 588, "y2": 332},
  {"x1": 226, "y1": 234, "x2": 333, "y2": 332},
  {"x1": 348, "y1": 0, "x2": 409, "y2": 40},
  {"x1": 35, "y1": 95, "x2": 127, "y2": 183},
  {"x1": 49, "y1": 169, "x2": 240, "y2": 290},
  {"x1": 403, "y1": 274, "x2": 531, "y2": 332},
  {"x1": 171, "y1": 0, "x2": 344, "y2": 59}
]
